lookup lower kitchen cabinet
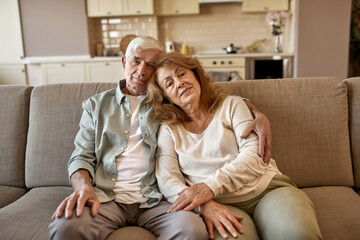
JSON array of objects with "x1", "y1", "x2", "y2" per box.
[
  {"x1": 41, "y1": 63, "x2": 86, "y2": 84},
  {"x1": 39, "y1": 61, "x2": 125, "y2": 85},
  {"x1": 0, "y1": 64, "x2": 27, "y2": 85},
  {"x1": 85, "y1": 61, "x2": 125, "y2": 82}
]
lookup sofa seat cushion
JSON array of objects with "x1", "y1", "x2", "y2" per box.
[
  {"x1": 0, "y1": 185, "x2": 27, "y2": 208},
  {"x1": 0, "y1": 186, "x2": 72, "y2": 240},
  {"x1": 106, "y1": 226, "x2": 156, "y2": 240},
  {"x1": 302, "y1": 186, "x2": 360, "y2": 240}
]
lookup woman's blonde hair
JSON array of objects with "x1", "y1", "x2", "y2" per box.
[{"x1": 147, "y1": 52, "x2": 224, "y2": 124}]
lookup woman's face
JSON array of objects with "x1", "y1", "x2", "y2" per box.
[{"x1": 156, "y1": 63, "x2": 201, "y2": 110}]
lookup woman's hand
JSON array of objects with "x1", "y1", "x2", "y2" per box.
[
  {"x1": 242, "y1": 101, "x2": 272, "y2": 164},
  {"x1": 201, "y1": 200, "x2": 244, "y2": 240},
  {"x1": 168, "y1": 182, "x2": 214, "y2": 213}
]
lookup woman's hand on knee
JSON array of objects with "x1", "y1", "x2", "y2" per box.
[
  {"x1": 168, "y1": 183, "x2": 214, "y2": 213},
  {"x1": 200, "y1": 200, "x2": 244, "y2": 239}
]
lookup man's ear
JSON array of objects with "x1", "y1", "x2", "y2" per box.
[{"x1": 122, "y1": 56, "x2": 126, "y2": 69}]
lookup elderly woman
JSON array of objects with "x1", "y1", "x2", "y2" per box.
[{"x1": 147, "y1": 52, "x2": 322, "y2": 240}]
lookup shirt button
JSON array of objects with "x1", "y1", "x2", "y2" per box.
[
  {"x1": 110, "y1": 191, "x2": 114, "y2": 195},
  {"x1": 126, "y1": 113, "x2": 130, "y2": 117},
  {"x1": 112, "y1": 178, "x2": 116, "y2": 182},
  {"x1": 125, "y1": 130, "x2": 129, "y2": 134}
]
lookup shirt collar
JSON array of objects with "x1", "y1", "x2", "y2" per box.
[{"x1": 116, "y1": 79, "x2": 127, "y2": 105}]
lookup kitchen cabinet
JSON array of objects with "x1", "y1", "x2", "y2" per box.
[
  {"x1": 123, "y1": 0, "x2": 154, "y2": 15},
  {"x1": 41, "y1": 63, "x2": 86, "y2": 84},
  {"x1": 85, "y1": 61, "x2": 125, "y2": 82},
  {"x1": 242, "y1": 0, "x2": 289, "y2": 12},
  {"x1": 155, "y1": 0, "x2": 199, "y2": 15},
  {"x1": 87, "y1": 0, "x2": 154, "y2": 17},
  {"x1": 0, "y1": 0, "x2": 24, "y2": 64},
  {"x1": 0, "y1": 64, "x2": 27, "y2": 85}
]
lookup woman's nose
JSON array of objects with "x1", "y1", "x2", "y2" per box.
[{"x1": 177, "y1": 82, "x2": 185, "y2": 89}]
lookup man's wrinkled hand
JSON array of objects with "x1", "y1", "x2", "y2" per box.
[
  {"x1": 168, "y1": 183, "x2": 214, "y2": 213},
  {"x1": 241, "y1": 113, "x2": 272, "y2": 164},
  {"x1": 201, "y1": 200, "x2": 244, "y2": 240},
  {"x1": 51, "y1": 188, "x2": 100, "y2": 220}
]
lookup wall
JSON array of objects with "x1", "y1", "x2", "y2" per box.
[
  {"x1": 295, "y1": 0, "x2": 352, "y2": 79},
  {"x1": 19, "y1": 0, "x2": 89, "y2": 57},
  {"x1": 158, "y1": 3, "x2": 293, "y2": 54}
]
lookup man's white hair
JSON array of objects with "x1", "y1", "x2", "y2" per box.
[{"x1": 125, "y1": 36, "x2": 165, "y2": 59}]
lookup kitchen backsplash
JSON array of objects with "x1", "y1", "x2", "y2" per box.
[{"x1": 90, "y1": 3, "x2": 294, "y2": 56}]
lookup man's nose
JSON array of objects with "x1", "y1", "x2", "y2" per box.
[{"x1": 137, "y1": 62, "x2": 147, "y2": 75}]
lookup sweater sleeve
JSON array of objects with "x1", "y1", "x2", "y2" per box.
[
  {"x1": 155, "y1": 124, "x2": 187, "y2": 203},
  {"x1": 204, "y1": 97, "x2": 268, "y2": 196}
]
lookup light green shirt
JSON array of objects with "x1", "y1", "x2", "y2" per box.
[{"x1": 68, "y1": 80, "x2": 162, "y2": 208}]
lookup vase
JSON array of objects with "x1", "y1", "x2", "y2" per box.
[{"x1": 274, "y1": 34, "x2": 283, "y2": 53}]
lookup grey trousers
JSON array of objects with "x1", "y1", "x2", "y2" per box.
[
  {"x1": 214, "y1": 175, "x2": 323, "y2": 240},
  {"x1": 48, "y1": 200, "x2": 208, "y2": 240}
]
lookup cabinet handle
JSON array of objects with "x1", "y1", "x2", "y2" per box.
[
  {"x1": 105, "y1": 62, "x2": 109, "y2": 66},
  {"x1": 228, "y1": 61, "x2": 232, "y2": 65},
  {"x1": 212, "y1": 61, "x2": 217, "y2": 65},
  {"x1": 137, "y1": 10, "x2": 141, "y2": 14},
  {"x1": 175, "y1": 10, "x2": 180, "y2": 13},
  {"x1": 61, "y1": 64, "x2": 65, "y2": 67},
  {"x1": 107, "y1": 11, "x2": 112, "y2": 15}
]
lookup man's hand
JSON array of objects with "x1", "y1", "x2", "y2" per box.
[
  {"x1": 200, "y1": 200, "x2": 244, "y2": 240},
  {"x1": 168, "y1": 183, "x2": 214, "y2": 213},
  {"x1": 242, "y1": 101, "x2": 272, "y2": 164},
  {"x1": 51, "y1": 170, "x2": 100, "y2": 220}
]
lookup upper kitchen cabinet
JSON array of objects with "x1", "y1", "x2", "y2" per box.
[
  {"x1": 155, "y1": 0, "x2": 199, "y2": 15},
  {"x1": 123, "y1": 0, "x2": 154, "y2": 15},
  {"x1": 87, "y1": 0, "x2": 154, "y2": 17},
  {"x1": 242, "y1": 0, "x2": 289, "y2": 12}
]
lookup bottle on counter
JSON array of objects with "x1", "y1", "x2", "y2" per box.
[
  {"x1": 96, "y1": 42, "x2": 104, "y2": 56},
  {"x1": 181, "y1": 43, "x2": 189, "y2": 55},
  {"x1": 246, "y1": 39, "x2": 266, "y2": 53}
]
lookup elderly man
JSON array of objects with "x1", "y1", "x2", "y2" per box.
[{"x1": 48, "y1": 36, "x2": 272, "y2": 240}]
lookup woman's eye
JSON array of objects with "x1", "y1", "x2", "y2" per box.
[{"x1": 166, "y1": 82, "x2": 173, "y2": 88}]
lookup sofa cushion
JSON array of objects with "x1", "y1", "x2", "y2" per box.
[
  {"x1": 0, "y1": 185, "x2": 27, "y2": 208},
  {"x1": 0, "y1": 186, "x2": 72, "y2": 240},
  {"x1": 214, "y1": 77, "x2": 353, "y2": 187},
  {"x1": 302, "y1": 187, "x2": 360, "y2": 240},
  {"x1": 0, "y1": 86, "x2": 32, "y2": 187},
  {"x1": 26, "y1": 83, "x2": 117, "y2": 188},
  {"x1": 344, "y1": 77, "x2": 360, "y2": 188}
]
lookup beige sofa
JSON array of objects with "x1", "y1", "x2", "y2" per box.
[{"x1": 0, "y1": 77, "x2": 360, "y2": 240}]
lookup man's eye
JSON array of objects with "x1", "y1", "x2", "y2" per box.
[{"x1": 148, "y1": 63, "x2": 155, "y2": 68}]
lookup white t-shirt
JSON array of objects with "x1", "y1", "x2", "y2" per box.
[{"x1": 113, "y1": 94, "x2": 150, "y2": 204}]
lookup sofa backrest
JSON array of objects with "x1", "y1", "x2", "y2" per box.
[
  {"x1": 214, "y1": 77, "x2": 353, "y2": 188},
  {"x1": 344, "y1": 77, "x2": 360, "y2": 188},
  {"x1": 0, "y1": 86, "x2": 33, "y2": 187},
  {"x1": 25, "y1": 82, "x2": 117, "y2": 188}
]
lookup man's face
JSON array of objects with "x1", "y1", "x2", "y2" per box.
[{"x1": 122, "y1": 48, "x2": 162, "y2": 96}]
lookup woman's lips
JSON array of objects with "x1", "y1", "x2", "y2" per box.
[{"x1": 180, "y1": 87, "x2": 191, "y2": 97}]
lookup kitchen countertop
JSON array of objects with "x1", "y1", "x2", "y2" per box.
[
  {"x1": 23, "y1": 55, "x2": 123, "y2": 64},
  {"x1": 194, "y1": 52, "x2": 294, "y2": 58}
]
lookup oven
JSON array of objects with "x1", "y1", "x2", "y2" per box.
[
  {"x1": 246, "y1": 55, "x2": 293, "y2": 80},
  {"x1": 197, "y1": 55, "x2": 246, "y2": 82}
]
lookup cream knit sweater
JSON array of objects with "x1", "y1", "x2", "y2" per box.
[{"x1": 156, "y1": 96, "x2": 281, "y2": 204}]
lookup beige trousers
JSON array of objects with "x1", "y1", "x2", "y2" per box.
[{"x1": 214, "y1": 175, "x2": 323, "y2": 240}]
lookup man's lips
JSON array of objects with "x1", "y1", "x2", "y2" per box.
[{"x1": 180, "y1": 87, "x2": 191, "y2": 97}]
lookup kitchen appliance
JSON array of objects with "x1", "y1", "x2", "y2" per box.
[
  {"x1": 165, "y1": 41, "x2": 175, "y2": 53},
  {"x1": 246, "y1": 55, "x2": 293, "y2": 79},
  {"x1": 197, "y1": 55, "x2": 245, "y2": 81},
  {"x1": 223, "y1": 43, "x2": 242, "y2": 54}
]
